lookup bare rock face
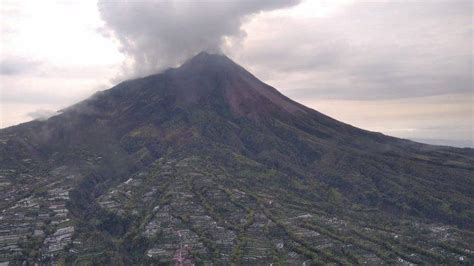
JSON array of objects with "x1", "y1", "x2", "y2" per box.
[{"x1": 0, "y1": 52, "x2": 473, "y2": 265}]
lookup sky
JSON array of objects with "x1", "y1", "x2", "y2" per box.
[{"x1": 0, "y1": 0, "x2": 472, "y2": 147}]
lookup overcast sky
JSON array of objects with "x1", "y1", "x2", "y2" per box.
[{"x1": 0, "y1": 0, "x2": 472, "y2": 147}]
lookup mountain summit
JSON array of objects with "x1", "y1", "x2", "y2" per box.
[
  {"x1": 168, "y1": 52, "x2": 308, "y2": 118},
  {"x1": 93, "y1": 51, "x2": 309, "y2": 121},
  {"x1": 0, "y1": 52, "x2": 473, "y2": 264}
]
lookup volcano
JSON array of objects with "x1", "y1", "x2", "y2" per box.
[{"x1": 0, "y1": 52, "x2": 473, "y2": 264}]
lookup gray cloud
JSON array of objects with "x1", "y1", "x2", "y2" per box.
[
  {"x1": 0, "y1": 57, "x2": 42, "y2": 75},
  {"x1": 1, "y1": 88, "x2": 73, "y2": 105},
  {"x1": 97, "y1": 0, "x2": 300, "y2": 77},
  {"x1": 236, "y1": 0, "x2": 472, "y2": 100}
]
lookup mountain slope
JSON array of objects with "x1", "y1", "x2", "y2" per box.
[{"x1": 0, "y1": 52, "x2": 473, "y2": 264}]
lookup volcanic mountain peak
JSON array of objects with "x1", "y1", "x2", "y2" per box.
[
  {"x1": 87, "y1": 51, "x2": 308, "y2": 120},
  {"x1": 179, "y1": 51, "x2": 237, "y2": 71}
]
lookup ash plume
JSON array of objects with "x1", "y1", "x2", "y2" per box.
[{"x1": 97, "y1": 0, "x2": 300, "y2": 78}]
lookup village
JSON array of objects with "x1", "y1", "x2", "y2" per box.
[
  {"x1": 0, "y1": 165, "x2": 80, "y2": 264},
  {"x1": 0, "y1": 156, "x2": 472, "y2": 264}
]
